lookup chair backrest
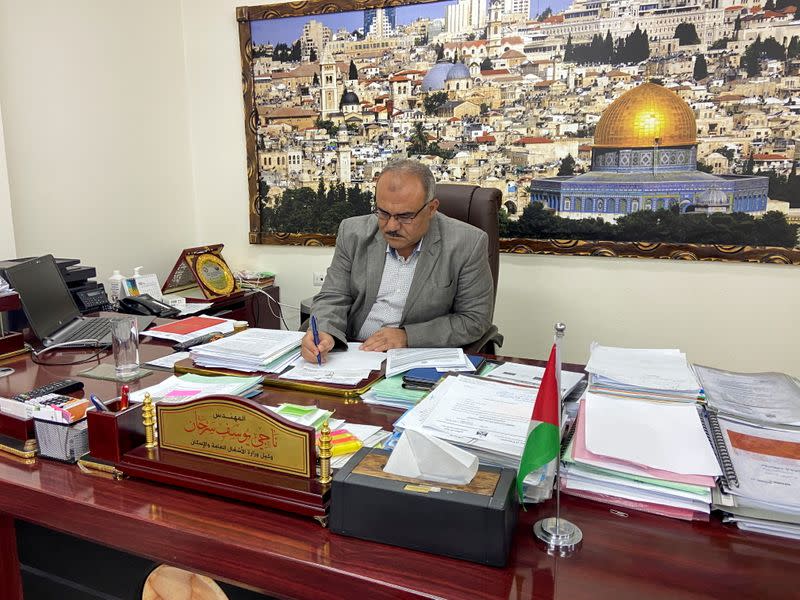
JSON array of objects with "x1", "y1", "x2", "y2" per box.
[{"x1": 434, "y1": 183, "x2": 501, "y2": 303}]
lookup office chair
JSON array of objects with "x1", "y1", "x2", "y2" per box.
[{"x1": 434, "y1": 183, "x2": 504, "y2": 354}]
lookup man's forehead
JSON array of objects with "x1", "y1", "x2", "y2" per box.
[{"x1": 376, "y1": 174, "x2": 425, "y2": 205}]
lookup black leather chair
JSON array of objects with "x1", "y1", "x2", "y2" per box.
[{"x1": 435, "y1": 183, "x2": 503, "y2": 354}]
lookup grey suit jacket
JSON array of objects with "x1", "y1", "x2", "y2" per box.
[{"x1": 312, "y1": 212, "x2": 494, "y2": 348}]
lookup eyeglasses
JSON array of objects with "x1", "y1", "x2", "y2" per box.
[{"x1": 373, "y1": 201, "x2": 430, "y2": 224}]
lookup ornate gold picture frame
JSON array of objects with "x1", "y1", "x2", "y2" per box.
[{"x1": 237, "y1": 1, "x2": 800, "y2": 264}]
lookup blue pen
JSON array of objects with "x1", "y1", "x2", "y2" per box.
[
  {"x1": 310, "y1": 315, "x2": 322, "y2": 366},
  {"x1": 89, "y1": 394, "x2": 110, "y2": 412}
]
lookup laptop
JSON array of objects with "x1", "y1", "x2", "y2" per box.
[{"x1": 5, "y1": 255, "x2": 154, "y2": 347}]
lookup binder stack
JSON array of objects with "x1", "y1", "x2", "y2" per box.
[{"x1": 696, "y1": 365, "x2": 800, "y2": 540}]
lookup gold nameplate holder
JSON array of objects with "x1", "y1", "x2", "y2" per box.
[{"x1": 118, "y1": 394, "x2": 330, "y2": 521}]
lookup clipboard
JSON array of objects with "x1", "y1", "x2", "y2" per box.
[{"x1": 172, "y1": 358, "x2": 383, "y2": 398}]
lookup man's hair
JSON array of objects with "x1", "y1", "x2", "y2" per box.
[{"x1": 378, "y1": 159, "x2": 436, "y2": 203}]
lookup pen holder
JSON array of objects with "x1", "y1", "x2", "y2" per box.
[
  {"x1": 34, "y1": 417, "x2": 90, "y2": 463},
  {"x1": 86, "y1": 401, "x2": 145, "y2": 463}
]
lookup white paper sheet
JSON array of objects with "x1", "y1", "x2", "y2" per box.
[
  {"x1": 144, "y1": 352, "x2": 190, "y2": 370},
  {"x1": 584, "y1": 392, "x2": 721, "y2": 476}
]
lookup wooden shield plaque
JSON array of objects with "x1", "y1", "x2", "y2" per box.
[{"x1": 156, "y1": 397, "x2": 314, "y2": 478}]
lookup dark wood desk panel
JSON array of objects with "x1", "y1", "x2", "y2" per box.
[
  {"x1": 0, "y1": 345, "x2": 798, "y2": 599},
  {"x1": 196, "y1": 288, "x2": 281, "y2": 330}
]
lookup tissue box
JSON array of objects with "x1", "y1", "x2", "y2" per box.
[{"x1": 330, "y1": 448, "x2": 518, "y2": 566}]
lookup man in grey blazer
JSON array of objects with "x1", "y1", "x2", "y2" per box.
[{"x1": 301, "y1": 159, "x2": 494, "y2": 363}]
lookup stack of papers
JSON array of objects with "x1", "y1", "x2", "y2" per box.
[
  {"x1": 129, "y1": 373, "x2": 263, "y2": 404},
  {"x1": 279, "y1": 343, "x2": 385, "y2": 385},
  {"x1": 385, "y1": 348, "x2": 473, "y2": 378},
  {"x1": 190, "y1": 328, "x2": 304, "y2": 373},
  {"x1": 143, "y1": 316, "x2": 235, "y2": 343},
  {"x1": 696, "y1": 365, "x2": 800, "y2": 539},
  {"x1": 561, "y1": 393, "x2": 720, "y2": 521},
  {"x1": 393, "y1": 375, "x2": 556, "y2": 501},
  {"x1": 485, "y1": 362, "x2": 586, "y2": 396},
  {"x1": 361, "y1": 374, "x2": 428, "y2": 409},
  {"x1": 585, "y1": 344, "x2": 701, "y2": 403}
]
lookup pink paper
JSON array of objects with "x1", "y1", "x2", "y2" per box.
[
  {"x1": 560, "y1": 483, "x2": 708, "y2": 522},
  {"x1": 573, "y1": 401, "x2": 716, "y2": 487},
  {"x1": 165, "y1": 389, "x2": 200, "y2": 398}
]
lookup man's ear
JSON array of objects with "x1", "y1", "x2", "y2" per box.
[{"x1": 429, "y1": 198, "x2": 440, "y2": 213}]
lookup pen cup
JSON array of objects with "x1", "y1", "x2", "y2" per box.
[{"x1": 112, "y1": 316, "x2": 140, "y2": 379}]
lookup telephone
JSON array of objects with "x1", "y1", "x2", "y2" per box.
[{"x1": 118, "y1": 294, "x2": 180, "y2": 318}]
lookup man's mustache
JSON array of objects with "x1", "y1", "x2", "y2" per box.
[{"x1": 385, "y1": 231, "x2": 402, "y2": 237}]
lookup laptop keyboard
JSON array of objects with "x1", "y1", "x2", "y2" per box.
[{"x1": 65, "y1": 319, "x2": 112, "y2": 342}]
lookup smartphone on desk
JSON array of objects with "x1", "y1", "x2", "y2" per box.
[{"x1": 118, "y1": 294, "x2": 180, "y2": 318}]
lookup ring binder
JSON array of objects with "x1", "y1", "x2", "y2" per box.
[{"x1": 703, "y1": 410, "x2": 739, "y2": 488}]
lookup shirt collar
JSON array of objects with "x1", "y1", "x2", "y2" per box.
[{"x1": 386, "y1": 237, "x2": 424, "y2": 258}]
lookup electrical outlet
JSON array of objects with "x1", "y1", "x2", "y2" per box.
[{"x1": 312, "y1": 272, "x2": 325, "y2": 287}]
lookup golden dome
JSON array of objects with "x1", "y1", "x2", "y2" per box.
[{"x1": 593, "y1": 83, "x2": 697, "y2": 148}]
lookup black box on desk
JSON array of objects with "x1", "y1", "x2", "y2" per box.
[{"x1": 330, "y1": 448, "x2": 518, "y2": 567}]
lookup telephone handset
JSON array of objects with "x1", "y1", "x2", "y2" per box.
[{"x1": 118, "y1": 294, "x2": 180, "y2": 318}]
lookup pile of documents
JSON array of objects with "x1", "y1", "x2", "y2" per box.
[
  {"x1": 144, "y1": 316, "x2": 235, "y2": 343},
  {"x1": 361, "y1": 374, "x2": 428, "y2": 409},
  {"x1": 696, "y1": 365, "x2": 800, "y2": 539},
  {"x1": 190, "y1": 328, "x2": 304, "y2": 373},
  {"x1": 385, "y1": 348, "x2": 475, "y2": 378},
  {"x1": 585, "y1": 344, "x2": 701, "y2": 403},
  {"x1": 278, "y1": 343, "x2": 385, "y2": 385},
  {"x1": 394, "y1": 373, "x2": 584, "y2": 502},
  {"x1": 561, "y1": 392, "x2": 721, "y2": 520},
  {"x1": 129, "y1": 373, "x2": 263, "y2": 404}
]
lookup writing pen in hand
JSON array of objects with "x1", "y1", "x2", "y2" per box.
[{"x1": 311, "y1": 315, "x2": 322, "y2": 367}]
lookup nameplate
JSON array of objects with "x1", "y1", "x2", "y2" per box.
[{"x1": 156, "y1": 397, "x2": 314, "y2": 478}]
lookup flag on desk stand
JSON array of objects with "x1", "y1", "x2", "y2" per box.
[
  {"x1": 526, "y1": 323, "x2": 583, "y2": 553},
  {"x1": 516, "y1": 343, "x2": 560, "y2": 501}
]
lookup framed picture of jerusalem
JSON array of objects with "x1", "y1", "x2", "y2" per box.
[{"x1": 238, "y1": 0, "x2": 800, "y2": 263}]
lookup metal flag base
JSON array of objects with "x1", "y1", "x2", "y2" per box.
[{"x1": 533, "y1": 517, "x2": 583, "y2": 554}]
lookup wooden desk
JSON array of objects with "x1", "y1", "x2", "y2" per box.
[{"x1": 0, "y1": 346, "x2": 798, "y2": 599}]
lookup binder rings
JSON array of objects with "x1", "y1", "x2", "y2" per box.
[{"x1": 702, "y1": 410, "x2": 739, "y2": 489}]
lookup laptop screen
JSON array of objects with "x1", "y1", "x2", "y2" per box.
[{"x1": 5, "y1": 255, "x2": 80, "y2": 339}]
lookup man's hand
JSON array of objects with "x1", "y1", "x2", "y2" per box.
[
  {"x1": 301, "y1": 329, "x2": 335, "y2": 364},
  {"x1": 360, "y1": 327, "x2": 408, "y2": 352}
]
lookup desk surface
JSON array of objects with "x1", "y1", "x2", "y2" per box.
[{"x1": 0, "y1": 341, "x2": 798, "y2": 600}]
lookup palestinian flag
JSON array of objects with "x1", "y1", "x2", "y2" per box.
[{"x1": 517, "y1": 343, "x2": 560, "y2": 500}]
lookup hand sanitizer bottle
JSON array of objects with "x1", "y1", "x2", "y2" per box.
[{"x1": 108, "y1": 270, "x2": 124, "y2": 305}]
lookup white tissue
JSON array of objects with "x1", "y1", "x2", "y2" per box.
[{"x1": 384, "y1": 429, "x2": 478, "y2": 485}]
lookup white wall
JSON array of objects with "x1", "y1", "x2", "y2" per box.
[
  {"x1": 0, "y1": 100, "x2": 15, "y2": 258},
  {"x1": 0, "y1": 0, "x2": 196, "y2": 279},
  {"x1": 2, "y1": 0, "x2": 798, "y2": 376}
]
